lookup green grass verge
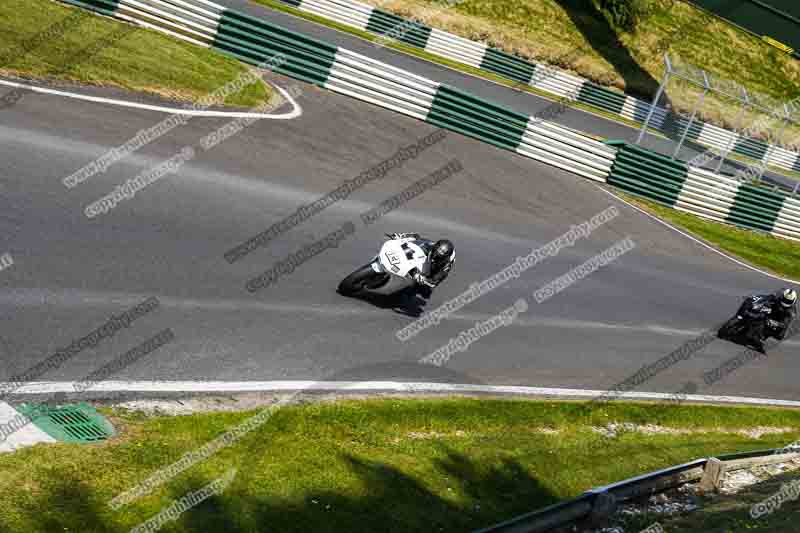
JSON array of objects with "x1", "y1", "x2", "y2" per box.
[
  {"x1": 620, "y1": 192, "x2": 800, "y2": 280},
  {"x1": 0, "y1": 0, "x2": 270, "y2": 107},
  {"x1": 1, "y1": 398, "x2": 799, "y2": 532}
]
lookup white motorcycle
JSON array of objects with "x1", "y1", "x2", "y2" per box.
[{"x1": 338, "y1": 234, "x2": 436, "y2": 296}]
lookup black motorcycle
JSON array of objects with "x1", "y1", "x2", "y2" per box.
[{"x1": 718, "y1": 295, "x2": 781, "y2": 352}]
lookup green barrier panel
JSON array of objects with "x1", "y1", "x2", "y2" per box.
[
  {"x1": 624, "y1": 143, "x2": 691, "y2": 168},
  {"x1": 607, "y1": 171, "x2": 683, "y2": 206},
  {"x1": 480, "y1": 48, "x2": 536, "y2": 85},
  {"x1": 726, "y1": 183, "x2": 785, "y2": 231},
  {"x1": 212, "y1": 10, "x2": 337, "y2": 85},
  {"x1": 222, "y1": 8, "x2": 339, "y2": 55},
  {"x1": 610, "y1": 162, "x2": 684, "y2": 205},
  {"x1": 425, "y1": 110, "x2": 524, "y2": 154},
  {"x1": 611, "y1": 164, "x2": 685, "y2": 196},
  {"x1": 428, "y1": 87, "x2": 529, "y2": 147},
  {"x1": 432, "y1": 85, "x2": 528, "y2": 129},
  {"x1": 607, "y1": 143, "x2": 792, "y2": 236},
  {"x1": 216, "y1": 10, "x2": 338, "y2": 59},
  {"x1": 212, "y1": 40, "x2": 331, "y2": 86},
  {"x1": 426, "y1": 104, "x2": 523, "y2": 151},
  {"x1": 577, "y1": 84, "x2": 626, "y2": 116},
  {"x1": 210, "y1": 30, "x2": 333, "y2": 86},
  {"x1": 676, "y1": 119, "x2": 703, "y2": 143},
  {"x1": 606, "y1": 144, "x2": 690, "y2": 208},
  {"x1": 366, "y1": 9, "x2": 432, "y2": 48},
  {"x1": 612, "y1": 159, "x2": 687, "y2": 192},
  {"x1": 435, "y1": 84, "x2": 530, "y2": 123},
  {"x1": 58, "y1": 0, "x2": 118, "y2": 16},
  {"x1": 427, "y1": 86, "x2": 527, "y2": 150},
  {"x1": 733, "y1": 137, "x2": 769, "y2": 161},
  {"x1": 614, "y1": 148, "x2": 689, "y2": 179}
]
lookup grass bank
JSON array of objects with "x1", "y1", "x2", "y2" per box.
[
  {"x1": 0, "y1": 397, "x2": 799, "y2": 532},
  {"x1": 621, "y1": 193, "x2": 800, "y2": 280},
  {"x1": 0, "y1": 0, "x2": 270, "y2": 107}
]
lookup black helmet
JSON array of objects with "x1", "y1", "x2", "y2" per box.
[
  {"x1": 780, "y1": 288, "x2": 797, "y2": 308},
  {"x1": 430, "y1": 239, "x2": 454, "y2": 270}
]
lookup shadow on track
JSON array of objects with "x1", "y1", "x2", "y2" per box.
[{"x1": 337, "y1": 285, "x2": 432, "y2": 318}]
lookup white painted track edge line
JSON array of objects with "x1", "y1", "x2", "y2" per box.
[
  {"x1": 595, "y1": 184, "x2": 800, "y2": 285},
  {"x1": 3, "y1": 381, "x2": 800, "y2": 407},
  {"x1": 0, "y1": 79, "x2": 303, "y2": 119}
]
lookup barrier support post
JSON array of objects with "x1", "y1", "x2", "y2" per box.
[
  {"x1": 672, "y1": 80, "x2": 708, "y2": 159},
  {"x1": 636, "y1": 54, "x2": 671, "y2": 145}
]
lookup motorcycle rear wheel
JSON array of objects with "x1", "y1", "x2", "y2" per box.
[
  {"x1": 338, "y1": 264, "x2": 386, "y2": 296},
  {"x1": 718, "y1": 316, "x2": 745, "y2": 339}
]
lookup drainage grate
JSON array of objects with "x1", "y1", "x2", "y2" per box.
[{"x1": 17, "y1": 403, "x2": 115, "y2": 443}]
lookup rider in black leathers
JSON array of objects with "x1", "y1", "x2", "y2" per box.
[{"x1": 739, "y1": 288, "x2": 797, "y2": 351}]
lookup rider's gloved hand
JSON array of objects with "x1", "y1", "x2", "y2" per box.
[{"x1": 412, "y1": 271, "x2": 436, "y2": 288}]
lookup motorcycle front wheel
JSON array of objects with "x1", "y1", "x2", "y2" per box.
[{"x1": 338, "y1": 264, "x2": 387, "y2": 296}]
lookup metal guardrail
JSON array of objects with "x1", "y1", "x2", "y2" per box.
[{"x1": 476, "y1": 448, "x2": 800, "y2": 532}]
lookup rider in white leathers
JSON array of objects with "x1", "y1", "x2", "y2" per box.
[{"x1": 386, "y1": 232, "x2": 455, "y2": 290}]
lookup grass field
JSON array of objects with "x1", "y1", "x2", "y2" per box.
[
  {"x1": 0, "y1": 397, "x2": 799, "y2": 532},
  {"x1": 620, "y1": 193, "x2": 800, "y2": 281},
  {"x1": 0, "y1": 0, "x2": 270, "y2": 107}
]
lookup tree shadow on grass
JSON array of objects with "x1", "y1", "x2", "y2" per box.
[
  {"x1": 552, "y1": 0, "x2": 663, "y2": 102},
  {"x1": 3, "y1": 449, "x2": 559, "y2": 532},
  {"x1": 229, "y1": 449, "x2": 559, "y2": 533},
  {"x1": 549, "y1": 0, "x2": 728, "y2": 154}
]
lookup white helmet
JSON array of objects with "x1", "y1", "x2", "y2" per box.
[{"x1": 780, "y1": 288, "x2": 797, "y2": 308}]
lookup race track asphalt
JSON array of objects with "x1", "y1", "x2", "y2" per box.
[{"x1": 0, "y1": 67, "x2": 797, "y2": 403}]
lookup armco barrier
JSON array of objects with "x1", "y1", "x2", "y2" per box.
[
  {"x1": 477, "y1": 447, "x2": 800, "y2": 532},
  {"x1": 606, "y1": 141, "x2": 800, "y2": 242},
  {"x1": 268, "y1": 0, "x2": 800, "y2": 175},
  {"x1": 57, "y1": 0, "x2": 617, "y2": 182}
]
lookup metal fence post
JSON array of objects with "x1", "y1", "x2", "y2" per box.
[
  {"x1": 714, "y1": 88, "x2": 749, "y2": 173},
  {"x1": 673, "y1": 75, "x2": 708, "y2": 159},
  {"x1": 758, "y1": 104, "x2": 791, "y2": 181},
  {"x1": 636, "y1": 54, "x2": 672, "y2": 145}
]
